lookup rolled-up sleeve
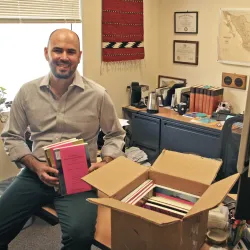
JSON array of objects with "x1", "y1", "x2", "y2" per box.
[
  {"x1": 99, "y1": 91, "x2": 126, "y2": 159},
  {"x1": 1, "y1": 88, "x2": 31, "y2": 162}
]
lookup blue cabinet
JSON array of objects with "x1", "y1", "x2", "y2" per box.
[
  {"x1": 124, "y1": 108, "x2": 225, "y2": 163},
  {"x1": 131, "y1": 112, "x2": 160, "y2": 163},
  {"x1": 160, "y1": 118, "x2": 221, "y2": 159}
]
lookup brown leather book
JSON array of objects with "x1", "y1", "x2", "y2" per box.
[
  {"x1": 205, "y1": 88, "x2": 214, "y2": 115},
  {"x1": 208, "y1": 87, "x2": 224, "y2": 115},
  {"x1": 189, "y1": 85, "x2": 198, "y2": 112},
  {"x1": 202, "y1": 88, "x2": 208, "y2": 113},
  {"x1": 198, "y1": 87, "x2": 204, "y2": 113},
  {"x1": 203, "y1": 86, "x2": 213, "y2": 114},
  {"x1": 194, "y1": 85, "x2": 203, "y2": 112}
]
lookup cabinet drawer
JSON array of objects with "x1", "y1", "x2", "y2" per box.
[
  {"x1": 161, "y1": 119, "x2": 221, "y2": 159},
  {"x1": 132, "y1": 113, "x2": 160, "y2": 149}
]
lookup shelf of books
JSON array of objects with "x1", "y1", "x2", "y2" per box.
[{"x1": 121, "y1": 179, "x2": 200, "y2": 219}]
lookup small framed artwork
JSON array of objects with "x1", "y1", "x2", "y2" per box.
[
  {"x1": 174, "y1": 11, "x2": 198, "y2": 34},
  {"x1": 173, "y1": 40, "x2": 199, "y2": 65},
  {"x1": 158, "y1": 75, "x2": 186, "y2": 88}
]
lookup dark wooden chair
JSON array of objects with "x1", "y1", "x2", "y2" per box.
[
  {"x1": 35, "y1": 205, "x2": 59, "y2": 226},
  {"x1": 36, "y1": 204, "x2": 111, "y2": 250}
]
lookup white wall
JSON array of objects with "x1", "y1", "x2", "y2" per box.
[
  {"x1": 82, "y1": 0, "x2": 160, "y2": 117},
  {"x1": 159, "y1": 0, "x2": 250, "y2": 113}
]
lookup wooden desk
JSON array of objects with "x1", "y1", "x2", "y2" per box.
[
  {"x1": 124, "y1": 106, "x2": 242, "y2": 132},
  {"x1": 123, "y1": 106, "x2": 226, "y2": 163},
  {"x1": 153, "y1": 107, "x2": 221, "y2": 130}
]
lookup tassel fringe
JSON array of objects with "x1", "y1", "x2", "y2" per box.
[{"x1": 100, "y1": 59, "x2": 145, "y2": 75}]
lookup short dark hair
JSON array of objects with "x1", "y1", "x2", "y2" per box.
[{"x1": 47, "y1": 29, "x2": 80, "y2": 50}]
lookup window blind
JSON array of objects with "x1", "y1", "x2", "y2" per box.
[{"x1": 0, "y1": 0, "x2": 81, "y2": 23}]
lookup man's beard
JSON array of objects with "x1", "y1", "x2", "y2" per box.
[{"x1": 50, "y1": 62, "x2": 75, "y2": 79}]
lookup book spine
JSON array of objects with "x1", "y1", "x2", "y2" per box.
[
  {"x1": 202, "y1": 89, "x2": 208, "y2": 114},
  {"x1": 44, "y1": 150, "x2": 52, "y2": 167},
  {"x1": 54, "y1": 149, "x2": 67, "y2": 196},
  {"x1": 189, "y1": 86, "x2": 196, "y2": 112},
  {"x1": 153, "y1": 186, "x2": 199, "y2": 203},
  {"x1": 208, "y1": 89, "x2": 224, "y2": 115},
  {"x1": 206, "y1": 88, "x2": 211, "y2": 114},
  {"x1": 143, "y1": 203, "x2": 184, "y2": 219},
  {"x1": 194, "y1": 87, "x2": 200, "y2": 112},
  {"x1": 147, "y1": 199, "x2": 189, "y2": 213},
  {"x1": 198, "y1": 87, "x2": 204, "y2": 113},
  {"x1": 84, "y1": 143, "x2": 91, "y2": 168},
  {"x1": 153, "y1": 193, "x2": 194, "y2": 207}
]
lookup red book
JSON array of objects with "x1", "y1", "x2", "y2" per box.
[{"x1": 56, "y1": 144, "x2": 92, "y2": 196}]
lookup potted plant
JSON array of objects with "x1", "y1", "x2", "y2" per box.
[{"x1": 0, "y1": 87, "x2": 6, "y2": 106}]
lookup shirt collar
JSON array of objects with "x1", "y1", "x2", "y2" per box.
[{"x1": 39, "y1": 71, "x2": 85, "y2": 90}]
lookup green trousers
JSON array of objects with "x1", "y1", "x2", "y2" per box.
[{"x1": 0, "y1": 167, "x2": 98, "y2": 250}]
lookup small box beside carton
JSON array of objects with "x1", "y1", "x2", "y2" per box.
[{"x1": 83, "y1": 150, "x2": 239, "y2": 250}]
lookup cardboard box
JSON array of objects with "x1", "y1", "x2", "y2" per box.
[{"x1": 83, "y1": 150, "x2": 239, "y2": 250}]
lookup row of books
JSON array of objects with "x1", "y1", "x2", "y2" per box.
[
  {"x1": 43, "y1": 138, "x2": 91, "y2": 196},
  {"x1": 122, "y1": 180, "x2": 200, "y2": 219},
  {"x1": 189, "y1": 85, "x2": 224, "y2": 115}
]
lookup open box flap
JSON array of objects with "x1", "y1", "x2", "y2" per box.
[
  {"x1": 186, "y1": 174, "x2": 240, "y2": 218},
  {"x1": 82, "y1": 156, "x2": 148, "y2": 197},
  {"x1": 151, "y1": 150, "x2": 222, "y2": 186},
  {"x1": 88, "y1": 198, "x2": 180, "y2": 226}
]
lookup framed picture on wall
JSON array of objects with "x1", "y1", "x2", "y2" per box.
[
  {"x1": 158, "y1": 75, "x2": 186, "y2": 88},
  {"x1": 173, "y1": 40, "x2": 199, "y2": 65},
  {"x1": 174, "y1": 11, "x2": 198, "y2": 34}
]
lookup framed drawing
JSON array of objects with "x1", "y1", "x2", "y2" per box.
[
  {"x1": 174, "y1": 11, "x2": 198, "y2": 34},
  {"x1": 173, "y1": 40, "x2": 199, "y2": 65},
  {"x1": 158, "y1": 75, "x2": 186, "y2": 88}
]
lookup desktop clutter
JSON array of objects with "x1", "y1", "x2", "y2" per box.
[
  {"x1": 128, "y1": 79, "x2": 240, "y2": 125},
  {"x1": 203, "y1": 195, "x2": 250, "y2": 249}
]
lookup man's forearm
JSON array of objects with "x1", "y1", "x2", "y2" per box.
[{"x1": 19, "y1": 154, "x2": 42, "y2": 173}]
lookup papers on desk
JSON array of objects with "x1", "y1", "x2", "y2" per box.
[{"x1": 119, "y1": 119, "x2": 129, "y2": 127}]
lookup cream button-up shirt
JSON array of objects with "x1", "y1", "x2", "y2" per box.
[{"x1": 1, "y1": 71, "x2": 125, "y2": 163}]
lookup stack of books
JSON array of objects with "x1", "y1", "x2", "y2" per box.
[
  {"x1": 121, "y1": 180, "x2": 155, "y2": 206},
  {"x1": 189, "y1": 85, "x2": 224, "y2": 115},
  {"x1": 43, "y1": 138, "x2": 92, "y2": 196},
  {"x1": 122, "y1": 180, "x2": 200, "y2": 219}
]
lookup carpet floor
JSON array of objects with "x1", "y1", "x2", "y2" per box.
[{"x1": 9, "y1": 217, "x2": 100, "y2": 250}]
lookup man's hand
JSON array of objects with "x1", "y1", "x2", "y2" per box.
[
  {"x1": 88, "y1": 156, "x2": 114, "y2": 173},
  {"x1": 20, "y1": 154, "x2": 59, "y2": 187},
  {"x1": 88, "y1": 161, "x2": 106, "y2": 173},
  {"x1": 35, "y1": 163, "x2": 59, "y2": 187}
]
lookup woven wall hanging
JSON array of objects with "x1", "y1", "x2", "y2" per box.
[{"x1": 102, "y1": 0, "x2": 144, "y2": 71}]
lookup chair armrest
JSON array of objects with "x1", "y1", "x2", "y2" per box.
[{"x1": 34, "y1": 205, "x2": 59, "y2": 226}]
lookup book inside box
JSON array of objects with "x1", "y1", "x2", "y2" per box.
[{"x1": 121, "y1": 179, "x2": 200, "y2": 219}]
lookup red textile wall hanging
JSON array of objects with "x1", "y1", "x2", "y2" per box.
[{"x1": 102, "y1": 0, "x2": 144, "y2": 64}]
